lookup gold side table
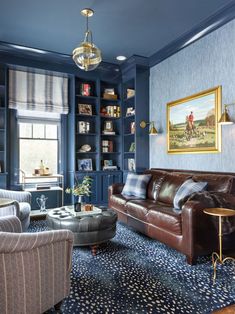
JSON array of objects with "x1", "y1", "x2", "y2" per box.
[{"x1": 204, "y1": 207, "x2": 235, "y2": 283}]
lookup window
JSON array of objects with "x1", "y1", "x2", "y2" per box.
[{"x1": 18, "y1": 119, "x2": 60, "y2": 180}]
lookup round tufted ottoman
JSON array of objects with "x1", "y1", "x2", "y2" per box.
[{"x1": 46, "y1": 206, "x2": 117, "y2": 255}]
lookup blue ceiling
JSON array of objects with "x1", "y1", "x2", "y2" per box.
[{"x1": 0, "y1": 0, "x2": 234, "y2": 64}]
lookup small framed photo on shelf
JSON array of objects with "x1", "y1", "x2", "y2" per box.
[
  {"x1": 78, "y1": 104, "x2": 92, "y2": 115},
  {"x1": 129, "y1": 142, "x2": 135, "y2": 152},
  {"x1": 130, "y1": 121, "x2": 135, "y2": 134},
  {"x1": 80, "y1": 83, "x2": 91, "y2": 96},
  {"x1": 77, "y1": 159, "x2": 93, "y2": 171},
  {"x1": 104, "y1": 120, "x2": 113, "y2": 131},
  {"x1": 126, "y1": 107, "x2": 135, "y2": 116},
  {"x1": 104, "y1": 160, "x2": 113, "y2": 167},
  {"x1": 128, "y1": 158, "x2": 136, "y2": 171},
  {"x1": 78, "y1": 121, "x2": 90, "y2": 133}
]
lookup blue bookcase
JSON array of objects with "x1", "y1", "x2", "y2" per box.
[{"x1": 0, "y1": 64, "x2": 7, "y2": 188}]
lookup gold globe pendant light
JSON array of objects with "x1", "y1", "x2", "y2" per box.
[{"x1": 72, "y1": 8, "x2": 102, "y2": 71}]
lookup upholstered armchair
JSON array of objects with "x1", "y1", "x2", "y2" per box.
[
  {"x1": 0, "y1": 189, "x2": 31, "y2": 231},
  {"x1": 0, "y1": 216, "x2": 74, "y2": 314}
]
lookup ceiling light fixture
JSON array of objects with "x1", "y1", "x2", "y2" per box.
[
  {"x1": 116, "y1": 56, "x2": 127, "y2": 61},
  {"x1": 72, "y1": 8, "x2": 102, "y2": 71}
]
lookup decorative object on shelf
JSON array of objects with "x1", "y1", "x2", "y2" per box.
[
  {"x1": 130, "y1": 121, "x2": 135, "y2": 134},
  {"x1": 103, "y1": 88, "x2": 118, "y2": 100},
  {"x1": 127, "y1": 88, "x2": 135, "y2": 98},
  {"x1": 167, "y1": 86, "x2": 221, "y2": 154},
  {"x1": 78, "y1": 104, "x2": 92, "y2": 115},
  {"x1": 126, "y1": 107, "x2": 135, "y2": 116},
  {"x1": 140, "y1": 120, "x2": 158, "y2": 136},
  {"x1": 104, "y1": 120, "x2": 113, "y2": 132},
  {"x1": 129, "y1": 142, "x2": 135, "y2": 152},
  {"x1": 0, "y1": 162, "x2": 2, "y2": 173},
  {"x1": 102, "y1": 140, "x2": 113, "y2": 153},
  {"x1": 36, "y1": 194, "x2": 48, "y2": 212},
  {"x1": 72, "y1": 8, "x2": 102, "y2": 71},
  {"x1": 79, "y1": 144, "x2": 92, "y2": 152},
  {"x1": 128, "y1": 158, "x2": 135, "y2": 171},
  {"x1": 103, "y1": 160, "x2": 117, "y2": 170},
  {"x1": 77, "y1": 159, "x2": 93, "y2": 171},
  {"x1": 38, "y1": 160, "x2": 51, "y2": 176},
  {"x1": 80, "y1": 83, "x2": 91, "y2": 96},
  {"x1": 78, "y1": 121, "x2": 90, "y2": 134},
  {"x1": 104, "y1": 160, "x2": 113, "y2": 167},
  {"x1": 218, "y1": 104, "x2": 234, "y2": 125}
]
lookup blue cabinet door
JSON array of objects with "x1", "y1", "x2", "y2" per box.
[{"x1": 100, "y1": 171, "x2": 122, "y2": 205}]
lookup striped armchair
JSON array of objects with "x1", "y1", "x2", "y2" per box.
[
  {"x1": 0, "y1": 216, "x2": 74, "y2": 314},
  {"x1": 0, "y1": 189, "x2": 32, "y2": 231}
]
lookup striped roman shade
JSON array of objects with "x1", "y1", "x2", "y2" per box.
[{"x1": 9, "y1": 69, "x2": 69, "y2": 114}]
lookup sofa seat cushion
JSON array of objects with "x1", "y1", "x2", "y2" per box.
[
  {"x1": 109, "y1": 194, "x2": 139, "y2": 213},
  {"x1": 125, "y1": 199, "x2": 158, "y2": 222},
  {"x1": 147, "y1": 203, "x2": 182, "y2": 235}
]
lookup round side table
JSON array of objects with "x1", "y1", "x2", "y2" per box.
[{"x1": 204, "y1": 207, "x2": 235, "y2": 283}]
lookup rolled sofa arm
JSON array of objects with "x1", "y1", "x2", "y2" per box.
[
  {"x1": 181, "y1": 200, "x2": 217, "y2": 259},
  {"x1": 0, "y1": 216, "x2": 22, "y2": 233},
  {"x1": 0, "y1": 229, "x2": 74, "y2": 254},
  {"x1": 108, "y1": 183, "x2": 124, "y2": 196},
  {"x1": 0, "y1": 189, "x2": 31, "y2": 204}
]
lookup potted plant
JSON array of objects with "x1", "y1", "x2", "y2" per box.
[{"x1": 66, "y1": 176, "x2": 93, "y2": 211}]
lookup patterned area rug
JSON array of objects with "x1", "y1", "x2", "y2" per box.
[{"x1": 29, "y1": 221, "x2": 235, "y2": 314}]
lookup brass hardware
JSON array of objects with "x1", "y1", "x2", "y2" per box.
[
  {"x1": 81, "y1": 8, "x2": 94, "y2": 17},
  {"x1": 218, "y1": 105, "x2": 233, "y2": 124},
  {"x1": 140, "y1": 120, "x2": 158, "y2": 135}
]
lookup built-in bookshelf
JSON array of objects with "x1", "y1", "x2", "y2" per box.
[{"x1": 0, "y1": 65, "x2": 7, "y2": 188}]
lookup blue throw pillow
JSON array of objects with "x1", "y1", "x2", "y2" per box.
[
  {"x1": 122, "y1": 173, "x2": 152, "y2": 199},
  {"x1": 173, "y1": 179, "x2": 208, "y2": 209}
]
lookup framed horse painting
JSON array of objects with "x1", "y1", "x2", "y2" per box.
[{"x1": 167, "y1": 86, "x2": 221, "y2": 154}]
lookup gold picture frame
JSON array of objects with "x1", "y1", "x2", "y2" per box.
[{"x1": 167, "y1": 86, "x2": 221, "y2": 154}]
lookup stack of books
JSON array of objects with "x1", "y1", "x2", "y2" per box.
[
  {"x1": 102, "y1": 130, "x2": 116, "y2": 135},
  {"x1": 103, "y1": 88, "x2": 118, "y2": 100},
  {"x1": 101, "y1": 105, "x2": 121, "y2": 117},
  {"x1": 102, "y1": 140, "x2": 113, "y2": 152}
]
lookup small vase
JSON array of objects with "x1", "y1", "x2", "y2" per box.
[{"x1": 74, "y1": 195, "x2": 85, "y2": 212}]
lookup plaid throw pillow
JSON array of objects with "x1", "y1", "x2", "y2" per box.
[
  {"x1": 173, "y1": 179, "x2": 208, "y2": 209},
  {"x1": 122, "y1": 173, "x2": 152, "y2": 199}
]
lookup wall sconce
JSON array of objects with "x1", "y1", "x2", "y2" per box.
[
  {"x1": 218, "y1": 105, "x2": 234, "y2": 125},
  {"x1": 140, "y1": 120, "x2": 158, "y2": 135}
]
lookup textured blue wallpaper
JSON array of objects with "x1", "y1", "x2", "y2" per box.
[{"x1": 150, "y1": 19, "x2": 235, "y2": 172}]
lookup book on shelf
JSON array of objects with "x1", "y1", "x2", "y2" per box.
[
  {"x1": 103, "y1": 93, "x2": 118, "y2": 100},
  {"x1": 102, "y1": 140, "x2": 113, "y2": 152},
  {"x1": 80, "y1": 83, "x2": 91, "y2": 96},
  {"x1": 102, "y1": 105, "x2": 120, "y2": 118},
  {"x1": 36, "y1": 184, "x2": 51, "y2": 190},
  {"x1": 127, "y1": 88, "x2": 135, "y2": 98},
  {"x1": 104, "y1": 88, "x2": 115, "y2": 95}
]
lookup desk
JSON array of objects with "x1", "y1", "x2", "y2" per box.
[{"x1": 204, "y1": 207, "x2": 235, "y2": 282}]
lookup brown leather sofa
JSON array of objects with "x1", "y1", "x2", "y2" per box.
[{"x1": 108, "y1": 168, "x2": 235, "y2": 264}]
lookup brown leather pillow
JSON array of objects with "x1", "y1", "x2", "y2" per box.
[
  {"x1": 144, "y1": 170, "x2": 166, "y2": 200},
  {"x1": 158, "y1": 173, "x2": 190, "y2": 205}
]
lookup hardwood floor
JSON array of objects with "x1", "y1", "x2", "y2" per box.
[{"x1": 213, "y1": 305, "x2": 235, "y2": 313}]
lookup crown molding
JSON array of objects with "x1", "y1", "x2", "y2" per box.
[
  {"x1": 0, "y1": 41, "x2": 121, "y2": 80},
  {"x1": 149, "y1": 1, "x2": 235, "y2": 67}
]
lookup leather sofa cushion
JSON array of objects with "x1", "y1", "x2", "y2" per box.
[
  {"x1": 158, "y1": 174, "x2": 188, "y2": 205},
  {"x1": 147, "y1": 203, "x2": 182, "y2": 235},
  {"x1": 109, "y1": 194, "x2": 139, "y2": 213},
  {"x1": 144, "y1": 170, "x2": 167, "y2": 200},
  {"x1": 192, "y1": 174, "x2": 233, "y2": 193},
  {"x1": 126, "y1": 199, "x2": 158, "y2": 222}
]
